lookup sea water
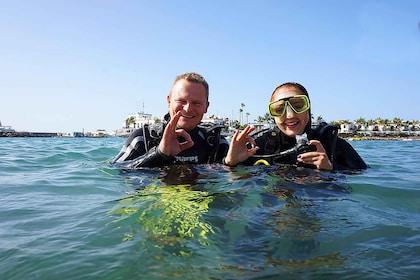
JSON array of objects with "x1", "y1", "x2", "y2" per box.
[{"x1": 0, "y1": 138, "x2": 419, "y2": 279}]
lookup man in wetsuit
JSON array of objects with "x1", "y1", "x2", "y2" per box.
[{"x1": 112, "y1": 72, "x2": 229, "y2": 169}]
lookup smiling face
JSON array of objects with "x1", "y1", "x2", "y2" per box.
[
  {"x1": 167, "y1": 79, "x2": 209, "y2": 131},
  {"x1": 271, "y1": 86, "x2": 310, "y2": 137}
]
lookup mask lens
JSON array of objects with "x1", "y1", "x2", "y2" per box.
[
  {"x1": 269, "y1": 100, "x2": 286, "y2": 116},
  {"x1": 289, "y1": 96, "x2": 309, "y2": 113}
]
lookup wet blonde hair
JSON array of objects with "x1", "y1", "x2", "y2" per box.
[{"x1": 172, "y1": 72, "x2": 209, "y2": 101}]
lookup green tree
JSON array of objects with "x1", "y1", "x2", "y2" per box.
[
  {"x1": 239, "y1": 103, "x2": 245, "y2": 125},
  {"x1": 126, "y1": 116, "x2": 136, "y2": 128},
  {"x1": 255, "y1": 116, "x2": 265, "y2": 123},
  {"x1": 264, "y1": 113, "x2": 274, "y2": 123},
  {"x1": 316, "y1": 115, "x2": 324, "y2": 124},
  {"x1": 232, "y1": 120, "x2": 241, "y2": 129}
]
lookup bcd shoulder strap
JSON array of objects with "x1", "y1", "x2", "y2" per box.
[
  {"x1": 314, "y1": 122, "x2": 338, "y2": 162},
  {"x1": 198, "y1": 122, "x2": 224, "y2": 163},
  {"x1": 250, "y1": 127, "x2": 279, "y2": 154},
  {"x1": 142, "y1": 122, "x2": 166, "y2": 152}
]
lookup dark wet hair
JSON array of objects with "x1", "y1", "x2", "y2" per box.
[
  {"x1": 270, "y1": 82, "x2": 310, "y2": 100},
  {"x1": 271, "y1": 82, "x2": 312, "y2": 131}
]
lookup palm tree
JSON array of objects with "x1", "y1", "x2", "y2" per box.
[
  {"x1": 255, "y1": 116, "x2": 264, "y2": 123},
  {"x1": 316, "y1": 115, "x2": 324, "y2": 124},
  {"x1": 125, "y1": 116, "x2": 136, "y2": 128},
  {"x1": 393, "y1": 117, "x2": 402, "y2": 130},
  {"x1": 263, "y1": 113, "x2": 274, "y2": 123},
  {"x1": 232, "y1": 120, "x2": 241, "y2": 129},
  {"x1": 354, "y1": 117, "x2": 367, "y2": 130},
  {"x1": 246, "y1": 112, "x2": 250, "y2": 124},
  {"x1": 240, "y1": 103, "x2": 245, "y2": 125}
]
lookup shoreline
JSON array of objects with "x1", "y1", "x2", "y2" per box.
[
  {"x1": 1, "y1": 134, "x2": 419, "y2": 140},
  {"x1": 341, "y1": 135, "x2": 420, "y2": 141}
]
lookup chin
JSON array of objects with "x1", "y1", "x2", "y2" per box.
[
  {"x1": 284, "y1": 127, "x2": 304, "y2": 137},
  {"x1": 179, "y1": 121, "x2": 196, "y2": 131}
]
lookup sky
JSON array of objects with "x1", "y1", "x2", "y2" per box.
[{"x1": 1, "y1": 0, "x2": 419, "y2": 133}]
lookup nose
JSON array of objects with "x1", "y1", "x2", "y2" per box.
[
  {"x1": 285, "y1": 104, "x2": 294, "y2": 118},
  {"x1": 182, "y1": 102, "x2": 192, "y2": 112}
]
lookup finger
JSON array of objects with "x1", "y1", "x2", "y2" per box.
[
  {"x1": 246, "y1": 137, "x2": 257, "y2": 147},
  {"x1": 303, "y1": 153, "x2": 320, "y2": 162},
  {"x1": 248, "y1": 146, "x2": 259, "y2": 156},
  {"x1": 309, "y1": 140, "x2": 326, "y2": 153},
  {"x1": 240, "y1": 125, "x2": 255, "y2": 138},
  {"x1": 167, "y1": 111, "x2": 182, "y2": 131},
  {"x1": 232, "y1": 130, "x2": 241, "y2": 142},
  {"x1": 175, "y1": 128, "x2": 192, "y2": 143},
  {"x1": 179, "y1": 140, "x2": 194, "y2": 151}
]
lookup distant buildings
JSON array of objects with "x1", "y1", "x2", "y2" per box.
[{"x1": 115, "y1": 111, "x2": 157, "y2": 137}]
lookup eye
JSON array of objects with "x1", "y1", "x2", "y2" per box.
[
  {"x1": 274, "y1": 104, "x2": 285, "y2": 113},
  {"x1": 269, "y1": 100, "x2": 286, "y2": 116},
  {"x1": 175, "y1": 99, "x2": 187, "y2": 105},
  {"x1": 290, "y1": 98, "x2": 305, "y2": 110}
]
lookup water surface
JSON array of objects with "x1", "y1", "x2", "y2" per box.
[{"x1": 0, "y1": 138, "x2": 419, "y2": 279}]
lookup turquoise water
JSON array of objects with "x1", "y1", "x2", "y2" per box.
[{"x1": 1, "y1": 138, "x2": 419, "y2": 279}]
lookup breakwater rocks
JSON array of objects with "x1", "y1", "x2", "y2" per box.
[
  {"x1": 343, "y1": 136, "x2": 420, "y2": 141},
  {"x1": 0, "y1": 131, "x2": 59, "y2": 137}
]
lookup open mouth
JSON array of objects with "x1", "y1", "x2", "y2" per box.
[
  {"x1": 285, "y1": 120, "x2": 299, "y2": 127},
  {"x1": 181, "y1": 114, "x2": 195, "y2": 119}
]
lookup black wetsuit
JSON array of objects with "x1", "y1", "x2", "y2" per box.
[
  {"x1": 246, "y1": 123, "x2": 368, "y2": 170},
  {"x1": 111, "y1": 116, "x2": 229, "y2": 169}
]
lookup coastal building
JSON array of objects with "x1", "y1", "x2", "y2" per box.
[
  {"x1": 115, "y1": 111, "x2": 157, "y2": 137},
  {"x1": 340, "y1": 123, "x2": 358, "y2": 134},
  {"x1": 201, "y1": 116, "x2": 226, "y2": 126},
  {"x1": 90, "y1": 129, "x2": 109, "y2": 138}
]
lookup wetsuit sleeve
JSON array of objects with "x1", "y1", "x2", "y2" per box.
[
  {"x1": 122, "y1": 146, "x2": 175, "y2": 168},
  {"x1": 112, "y1": 146, "x2": 175, "y2": 169},
  {"x1": 334, "y1": 138, "x2": 368, "y2": 170},
  {"x1": 111, "y1": 128, "x2": 147, "y2": 163},
  {"x1": 111, "y1": 127, "x2": 175, "y2": 169}
]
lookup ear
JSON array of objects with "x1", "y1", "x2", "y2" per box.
[
  {"x1": 204, "y1": 101, "x2": 209, "y2": 113},
  {"x1": 166, "y1": 95, "x2": 171, "y2": 108}
]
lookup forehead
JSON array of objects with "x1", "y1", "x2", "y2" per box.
[
  {"x1": 171, "y1": 80, "x2": 207, "y2": 100},
  {"x1": 271, "y1": 87, "x2": 304, "y2": 101}
]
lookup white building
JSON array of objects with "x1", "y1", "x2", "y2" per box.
[
  {"x1": 124, "y1": 111, "x2": 154, "y2": 129},
  {"x1": 340, "y1": 123, "x2": 358, "y2": 134},
  {"x1": 116, "y1": 111, "x2": 157, "y2": 137}
]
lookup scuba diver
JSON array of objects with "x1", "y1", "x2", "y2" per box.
[
  {"x1": 223, "y1": 82, "x2": 368, "y2": 170},
  {"x1": 111, "y1": 72, "x2": 229, "y2": 169}
]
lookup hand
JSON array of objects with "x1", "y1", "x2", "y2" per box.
[
  {"x1": 158, "y1": 111, "x2": 194, "y2": 157},
  {"x1": 297, "y1": 140, "x2": 333, "y2": 170},
  {"x1": 224, "y1": 125, "x2": 259, "y2": 166}
]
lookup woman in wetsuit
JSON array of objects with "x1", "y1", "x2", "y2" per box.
[{"x1": 223, "y1": 82, "x2": 368, "y2": 170}]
